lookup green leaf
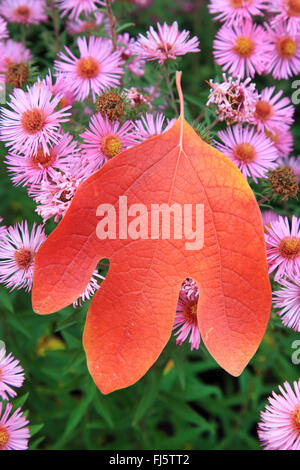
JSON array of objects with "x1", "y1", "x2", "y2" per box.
[
  {"x1": 12, "y1": 392, "x2": 29, "y2": 409},
  {"x1": 29, "y1": 423, "x2": 44, "y2": 438},
  {"x1": 132, "y1": 369, "x2": 162, "y2": 426},
  {"x1": 116, "y1": 22, "x2": 135, "y2": 34},
  {"x1": 0, "y1": 289, "x2": 14, "y2": 313},
  {"x1": 52, "y1": 386, "x2": 96, "y2": 448},
  {"x1": 94, "y1": 395, "x2": 115, "y2": 430}
]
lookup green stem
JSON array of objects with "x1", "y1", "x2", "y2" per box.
[
  {"x1": 164, "y1": 66, "x2": 178, "y2": 116},
  {"x1": 21, "y1": 24, "x2": 26, "y2": 46}
]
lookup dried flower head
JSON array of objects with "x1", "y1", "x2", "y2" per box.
[
  {"x1": 5, "y1": 62, "x2": 30, "y2": 88},
  {"x1": 268, "y1": 166, "x2": 299, "y2": 201},
  {"x1": 96, "y1": 91, "x2": 125, "y2": 121}
]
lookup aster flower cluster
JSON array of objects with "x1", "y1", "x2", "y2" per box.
[
  {"x1": 0, "y1": 347, "x2": 30, "y2": 450},
  {"x1": 205, "y1": 7, "x2": 300, "y2": 450},
  {"x1": 208, "y1": 0, "x2": 298, "y2": 184},
  {"x1": 206, "y1": 7, "x2": 299, "y2": 322},
  {"x1": 210, "y1": 0, "x2": 300, "y2": 80},
  {"x1": 0, "y1": 3, "x2": 198, "y2": 326},
  {"x1": 258, "y1": 379, "x2": 300, "y2": 450}
]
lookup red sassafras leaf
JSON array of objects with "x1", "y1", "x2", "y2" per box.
[{"x1": 32, "y1": 72, "x2": 271, "y2": 394}]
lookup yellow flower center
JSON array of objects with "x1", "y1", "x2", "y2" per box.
[
  {"x1": 101, "y1": 134, "x2": 122, "y2": 159},
  {"x1": 14, "y1": 5, "x2": 30, "y2": 21},
  {"x1": 278, "y1": 237, "x2": 300, "y2": 259},
  {"x1": 59, "y1": 96, "x2": 68, "y2": 109},
  {"x1": 287, "y1": 0, "x2": 300, "y2": 16},
  {"x1": 234, "y1": 143, "x2": 257, "y2": 163},
  {"x1": 21, "y1": 108, "x2": 46, "y2": 135},
  {"x1": 77, "y1": 57, "x2": 100, "y2": 79},
  {"x1": 0, "y1": 426, "x2": 9, "y2": 450},
  {"x1": 265, "y1": 129, "x2": 279, "y2": 144},
  {"x1": 292, "y1": 406, "x2": 300, "y2": 433},
  {"x1": 14, "y1": 248, "x2": 33, "y2": 269},
  {"x1": 255, "y1": 100, "x2": 273, "y2": 122},
  {"x1": 277, "y1": 37, "x2": 297, "y2": 58},
  {"x1": 183, "y1": 302, "x2": 198, "y2": 326},
  {"x1": 83, "y1": 21, "x2": 96, "y2": 33},
  {"x1": 31, "y1": 147, "x2": 56, "y2": 169},
  {"x1": 230, "y1": 0, "x2": 252, "y2": 7},
  {"x1": 233, "y1": 36, "x2": 254, "y2": 58}
]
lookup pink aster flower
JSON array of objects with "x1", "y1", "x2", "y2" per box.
[
  {"x1": 0, "y1": 217, "x2": 6, "y2": 241},
  {"x1": 215, "y1": 125, "x2": 278, "y2": 183},
  {"x1": 207, "y1": 74, "x2": 259, "y2": 124},
  {"x1": 80, "y1": 113, "x2": 137, "y2": 172},
  {"x1": 73, "y1": 270, "x2": 105, "y2": 308},
  {"x1": 29, "y1": 161, "x2": 94, "y2": 223},
  {"x1": 258, "y1": 379, "x2": 300, "y2": 450},
  {"x1": 0, "y1": 348, "x2": 25, "y2": 400},
  {"x1": 0, "y1": 39, "x2": 32, "y2": 77},
  {"x1": 0, "y1": 402, "x2": 30, "y2": 450},
  {"x1": 0, "y1": 83, "x2": 71, "y2": 158},
  {"x1": 5, "y1": 132, "x2": 81, "y2": 187},
  {"x1": 0, "y1": 221, "x2": 46, "y2": 292},
  {"x1": 55, "y1": 0, "x2": 106, "y2": 20},
  {"x1": 273, "y1": 275, "x2": 300, "y2": 331},
  {"x1": 117, "y1": 33, "x2": 145, "y2": 77},
  {"x1": 263, "y1": 126, "x2": 294, "y2": 159},
  {"x1": 264, "y1": 22, "x2": 300, "y2": 79},
  {"x1": 134, "y1": 0, "x2": 152, "y2": 6},
  {"x1": 208, "y1": 0, "x2": 268, "y2": 23},
  {"x1": 213, "y1": 19, "x2": 268, "y2": 78},
  {"x1": 173, "y1": 278, "x2": 201, "y2": 351},
  {"x1": 134, "y1": 113, "x2": 176, "y2": 142},
  {"x1": 0, "y1": 0, "x2": 47, "y2": 26},
  {"x1": 269, "y1": 0, "x2": 300, "y2": 35},
  {"x1": 66, "y1": 11, "x2": 109, "y2": 35},
  {"x1": 0, "y1": 16, "x2": 8, "y2": 40},
  {"x1": 265, "y1": 215, "x2": 300, "y2": 281},
  {"x1": 134, "y1": 21, "x2": 200, "y2": 64},
  {"x1": 42, "y1": 71, "x2": 76, "y2": 109},
  {"x1": 54, "y1": 36, "x2": 124, "y2": 102},
  {"x1": 262, "y1": 210, "x2": 281, "y2": 231},
  {"x1": 251, "y1": 87, "x2": 295, "y2": 133}
]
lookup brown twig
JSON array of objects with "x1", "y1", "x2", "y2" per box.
[
  {"x1": 49, "y1": 0, "x2": 60, "y2": 52},
  {"x1": 106, "y1": 0, "x2": 117, "y2": 51},
  {"x1": 152, "y1": 74, "x2": 162, "y2": 99},
  {"x1": 257, "y1": 195, "x2": 270, "y2": 206},
  {"x1": 195, "y1": 110, "x2": 205, "y2": 122},
  {"x1": 204, "y1": 117, "x2": 219, "y2": 132}
]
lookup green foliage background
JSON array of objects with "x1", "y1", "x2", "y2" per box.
[{"x1": 0, "y1": 0, "x2": 299, "y2": 450}]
